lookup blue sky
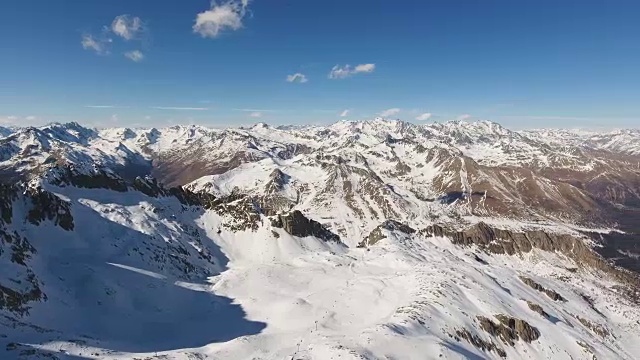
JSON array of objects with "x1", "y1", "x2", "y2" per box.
[{"x1": 1, "y1": 0, "x2": 639, "y2": 128}]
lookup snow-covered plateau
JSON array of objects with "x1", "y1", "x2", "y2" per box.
[{"x1": 1, "y1": 119, "x2": 639, "y2": 359}]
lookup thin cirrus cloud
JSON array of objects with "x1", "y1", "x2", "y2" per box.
[
  {"x1": 151, "y1": 106, "x2": 210, "y2": 111},
  {"x1": 125, "y1": 50, "x2": 144, "y2": 62},
  {"x1": 329, "y1": 63, "x2": 376, "y2": 79},
  {"x1": 415, "y1": 112, "x2": 432, "y2": 121},
  {"x1": 379, "y1": 108, "x2": 401, "y2": 117},
  {"x1": 194, "y1": 0, "x2": 250, "y2": 38},
  {"x1": 286, "y1": 73, "x2": 308, "y2": 83},
  {"x1": 249, "y1": 112, "x2": 263, "y2": 118},
  {"x1": 457, "y1": 114, "x2": 472, "y2": 121},
  {"x1": 84, "y1": 105, "x2": 132, "y2": 109},
  {"x1": 339, "y1": 109, "x2": 350, "y2": 117},
  {"x1": 233, "y1": 108, "x2": 277, "y2": 113}
]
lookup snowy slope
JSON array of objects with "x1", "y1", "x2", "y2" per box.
[
  {"x1": 2, "y1": 190, "x2": 638, "y2": 359},
  {"x1": 1, "y1": 119, "x2": 640, "y2": 359}
]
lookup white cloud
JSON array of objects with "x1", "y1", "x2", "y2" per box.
[
  {"x1": 249, "y1": 112, "x2": 262, "y2": 118},
  {"x1": 340, "y1": 109, "x2": 350, "y2": 117},
  {"x1": 233, "y1": 108, "x2": 277, "y2": 112},
  {"x1": 81, "y1": 34, "x2": 110, "y2": 54},
  {"x1": 85, "y1": 105, "x2": 117, "y2": 109},
  {"x1": 286, "y1": 73, "x2": 308, "y2": 83},
  {"x1": 0, "y1": 115, "x2": 18, "y2": 125},
  {"x1": 380, "y1": 108, "x2": 401, "y2": 117},
  {"x1": 354, "y1": 64, "x2": 375, "y2": 73},
  {"x1": 329, "y1": 63, "x2": 376, "y2": 79},
  {"x1": 193, "y1": 0, "x2": 250, "y2": 38},
  {"x1": 457, "y1": 114, "x2": 472, "y2": 121},
  {"x1": 151, "y1": 106, "x2": 209, "y2": 111},
  {"x1": 112, "y1": 15, "x2": 144, "y2": 41},
  {"x1": 110, "y1": 114, "x2": 119, "y2": 122},
  {"x1": 415, "y1": 112, "x2": 432, "y2": 121},
  {"x1": 1, "y1": 115, "x2": 41, "y2": 125},
  {"x1": 124, "y1": 50, "x2": 144, "y2": 62}
]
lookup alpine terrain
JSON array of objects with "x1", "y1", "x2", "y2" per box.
[{"x1": 1, "y1": 119, "x2": 640, "y2": 360}]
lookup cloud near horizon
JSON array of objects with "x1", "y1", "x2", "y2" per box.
[
  {"x1": 194, "y1": 0, "x2": 250, "y2": 38},
  {"x1": 151, "y1": 106, "x2": 210, "y2": 111},
  {"x1": 379, "y1": 108, "x2": 400, "y2": 117},
  {"x1": 329, "y1": 63, "x2": 376, "y2": 79},
  {"x1": 416, "y1": 112, "x2": 432, "y2": 121}
]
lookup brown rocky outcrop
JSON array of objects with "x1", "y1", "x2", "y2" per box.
[
  {"x1": 358, "y1": 220, "x2": 416, "y2": 247},
  {"x1": 526, "y1": 301, "x2": 549, "y2": 318},
  {"x1": 478, "y1": 315, "x2": 540, "y2": 345},
  {"x1": 452, "y1": 328, "x2": 507, "y2": 358},
  {"x1": 519, "y1": 277, "x2": 566, "y2": 302},
  {"x1": 419, "y1": 222, "x2": 640, "y2": 290},
  {"x1": 271, "y1": 210, "x2": 341, "y2": 243}
]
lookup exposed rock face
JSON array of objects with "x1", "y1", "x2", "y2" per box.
[
  {"x1": 358, "y1": 220, "x2": 416, "y2": 247},
  {"x1": 478, "y1": 315, "x2": 540, "y2": 345},
  {"x1": 519, "y1": 276, "x2": 566, "y2": 302},
  {"x1": 420, "y1": 222, "x2": 640, "y2": 290},
  {"x1": 271, "y1": 210, "x2": 341, "y2": 243},
  {"x1": 575, "y1": 315, "x2": 610, "y2": 338},
  {"x1": 526, "y1": 301, "x2": 549, "y2": 318},
  {"x1": 0, "y1": 185, "x2": 47, "y2": 315},
  {"x1": 24, "y1": 186, "x2": 74, "y2": 231},
  {"x1": 50, "y1": 164, "x2": 128, "y2": 192},
  {"x1": 452, "y1": 328, "x2": 506, "y2": 358},
  {"x1": 132, "y1": 175, "x2": 166, "y2": 197}
]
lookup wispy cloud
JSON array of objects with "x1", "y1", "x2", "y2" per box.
[
  {"x1": 496, "y1": 115, "x2": 617, "y2": 121},
  {"x1": 340, "y1": 109, "x2": 350, "y2": 117},
  {"x1": 0, "y1": 115, "x2": 18, "y2": 125},
  {"x1": 286, "y1": 73, "x2": 308, "y2": 83},
  {"x1": 233, "y1": 108, "x2": 277, "y2": 113},
  {"x1": 379, "y1": 108, "x2": 401, "y2": 117},
  {"x1": 249, "y1": 112, "x2": 262, "y2": 118},
  {"x1": 112, "y1": 15, "x2": 144, "y2": 40},
  {"x1": 85, "y1": 105, "x2": 117, "y2": 109},
  {"x1": 83, "y1": 14, "x2": 147, "y2": 58},
  {"x1": 457, "y1": 114, "x2": 472, "y2": 121},
  {"x1": 151, "y1": 106, "x2": 210, "y2": 111},
  {"x1": 329, "y1": 63, "x2": 376, "y2": 79},
  {"x1": 1, "y1": 115, "x2": 40, "y2": 125},
  {"x1": 124, "y1": 50, "x2": 144, "y2": 62},
  {"x1": 81, "y1": 34, "x2": 111, "y2": 55},
  {"x1": 415, "y1": 112, "x2": 432, "y2": 121},
  {"x1": 194, "y1": 0, "x2": 250, "y2": 38}
]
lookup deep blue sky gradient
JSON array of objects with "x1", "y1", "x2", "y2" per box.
[{"x1": 1, "y1": 0, "x2": 639, "y2": 128}]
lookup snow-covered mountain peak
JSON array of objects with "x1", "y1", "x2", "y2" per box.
[{"x1": 1, "y1": 118, "x2": 640, "y2": 359}]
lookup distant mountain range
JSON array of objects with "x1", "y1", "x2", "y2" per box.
[{"x1": 1, "y1": 119, "x2": 639, "y2": 359}]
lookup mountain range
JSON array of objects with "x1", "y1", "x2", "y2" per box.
[{"x1": 1, "y1": 119, "x2": 639, "y2": 359}]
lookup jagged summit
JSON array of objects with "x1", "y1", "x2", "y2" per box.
[{"x1": 1, "y1": 118, "x2": 640, "y2": 359}]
